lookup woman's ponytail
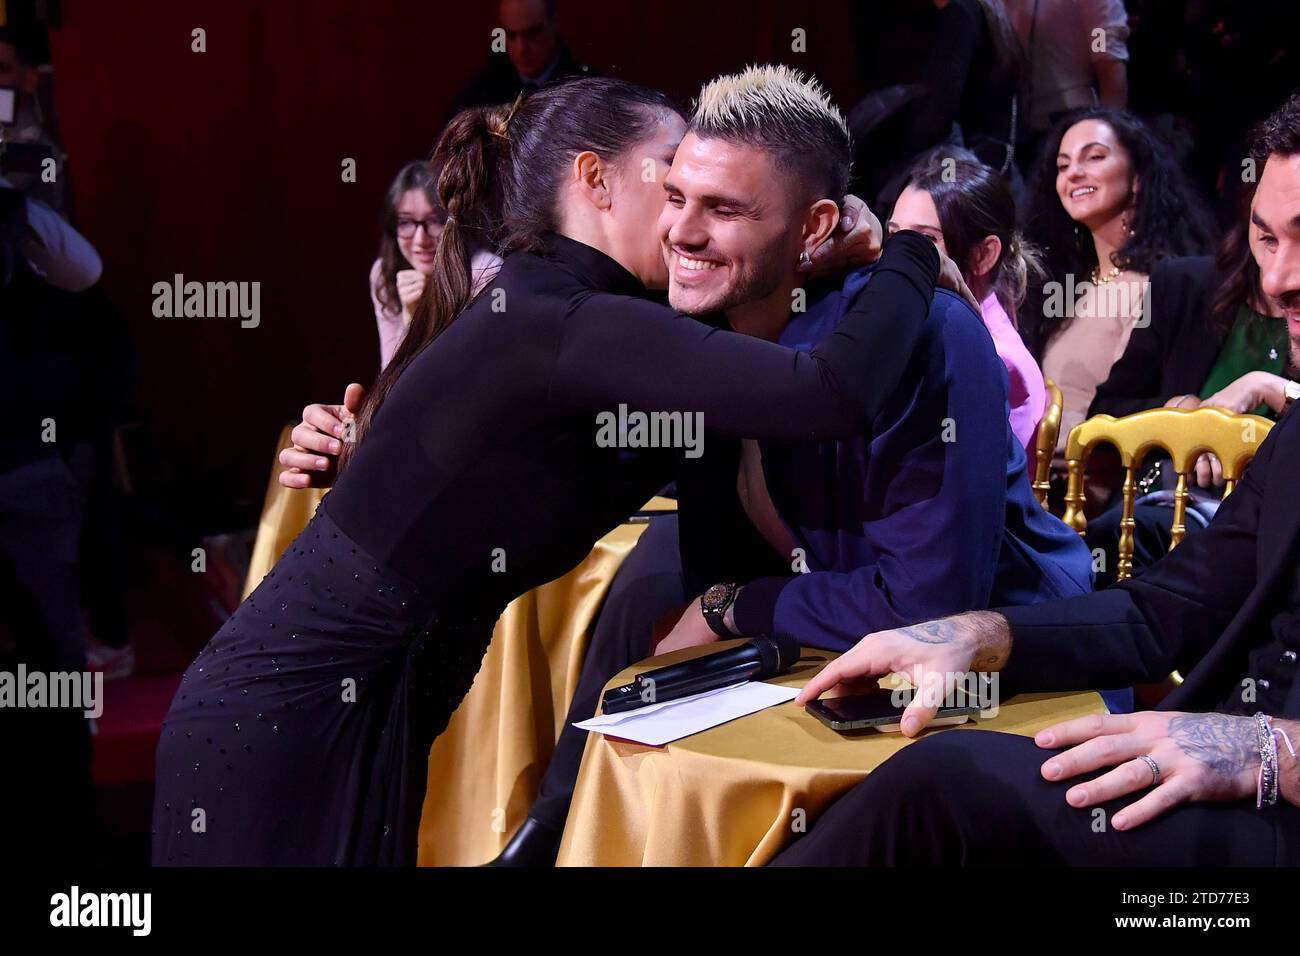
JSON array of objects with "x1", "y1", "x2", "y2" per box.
[
  {"x1": 339, "y1": 77, "x2": 680, "y2": 470},
  {"x1": 995, "y1": 230, "x2": 1045, "y2": 316},
  {"x1": 341, "y1": 104, "x2": 510, "y2": 470}
]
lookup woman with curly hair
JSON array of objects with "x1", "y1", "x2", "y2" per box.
[{"x1": 1019, "y1": 108, "x2": 1215, "y2": 457}]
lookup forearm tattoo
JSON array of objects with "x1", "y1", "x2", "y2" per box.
[{"x1": 1168, "y1": 713, "x2": 1257, "y2": 779}]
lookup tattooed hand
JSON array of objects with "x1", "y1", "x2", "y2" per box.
[
  {"x1": 1034, "y1": 711, "x2": 1262, "y2": 831},
  {"x1": 795, "y1": 611, "x2": 1012, "y2": 737}
]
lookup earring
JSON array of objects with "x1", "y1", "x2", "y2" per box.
[{"x1": 798, "y1": 251, "x2": 812, "y2": 267}]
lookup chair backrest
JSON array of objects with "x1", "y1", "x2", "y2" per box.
[
  {"x1": 1061, "y1": 406, "x2": 1274, "y2": 581},
  {"x1": 1032, "y1": 377, "x2": 1063, "y2": 507}
]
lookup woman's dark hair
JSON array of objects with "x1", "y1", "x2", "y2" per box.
[
  {"x1": 902, "y1": 150, "x2": 1042, "y2": 315},
  {"x1": 496, "y1": 78, "x2": 680, "y2": 255},
  {"x1": 1209, "y1": 184, "x2": 1266, "y2": 336},
  {"x1": 342, "y1": 77, "x2": 681, "y2": 468},
  {"x1": 1025, "y1": 108, "x2": 1215, "y2": 280},
  {"x1": 374, "y1": 160, "x2": 445, "y2": 316},
  {"x1": 1021, "y1": 107, "x2": 1216, "y2": 348}
]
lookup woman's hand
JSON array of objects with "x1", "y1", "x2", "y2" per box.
[
  {"x1": 1193, "y1": 452, "x2": 1224, "y2": 488},
  {"x1": 396, "y1": 269, "x2": 426, "y2": 318},
  {"x1": 1201, "y1": 370, "x2": 1289, "y2": 416},
  {"x1": 802, "y1": 195, "x2": 882, "y2": 277},
  {"x1": 1174, "y1": 372, "x2": 1288, "y2": 487},
  {"x1": 1034, "y1": 711, "x2": 1261, "y2": 830},
  {"x1": 278, "y1": 383, "x2": 366, "y2": 489},
  {"x1": 796, "y1": 611, "x2": 1011, "y2": 736}
]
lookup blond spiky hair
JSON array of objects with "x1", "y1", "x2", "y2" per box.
[
  {"x1": 693, "y1": 64, "x2": 849, "y2": 141},
  {"x1": 689, "y1": 64, "x2": 852, "y2": 201}
]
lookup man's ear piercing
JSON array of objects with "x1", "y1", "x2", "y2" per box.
[{"x1": 799, "y1": 251, "x2": 812, "y2": 266}]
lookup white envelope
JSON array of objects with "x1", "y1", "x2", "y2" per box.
[{"x1": 574, "y1": 681, "x2": 800, "y2": 746}]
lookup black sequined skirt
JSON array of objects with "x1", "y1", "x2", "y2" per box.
[{"x1": 152, "y1": 506, "x2": 500, "y2": 865}]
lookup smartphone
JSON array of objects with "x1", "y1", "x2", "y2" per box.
[
  {"x1": 0, "y1": 87, "x2": 15, "y2": 126},
  {"x1": 806, "y1": 686, "x2": 980, "y2": 734}
]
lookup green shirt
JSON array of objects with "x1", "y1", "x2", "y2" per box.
[{"x1": 1198, "y1": 304, "x2": 1288, "y2": 418}]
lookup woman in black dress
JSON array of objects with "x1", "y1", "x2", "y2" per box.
[{"x1": 152, "y1": 78, "x2": 945, "y2": 865}]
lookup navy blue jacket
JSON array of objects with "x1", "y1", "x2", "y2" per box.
[{"x1": 732, "y1": 268, "x2": 1094, "y2": 651}]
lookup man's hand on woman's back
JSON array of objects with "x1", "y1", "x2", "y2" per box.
[{"x1": 278, "y1": 383, "x2": 366, "y2": 488}]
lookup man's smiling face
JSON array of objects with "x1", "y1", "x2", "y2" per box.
[{"x1": 657, "y1": 132, "x2": 805, "y2": 316}]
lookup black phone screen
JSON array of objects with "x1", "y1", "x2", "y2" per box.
[
  {"x1": 812, "y1": 688, "x2": 907, "y2": 723},
  {"x1": 810, "y1": 686, "x2": 975, "y2": 724}
]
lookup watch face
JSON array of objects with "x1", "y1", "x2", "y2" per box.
[{"x1": 702, "y1": 582, "x2": 734, "y2": 612}]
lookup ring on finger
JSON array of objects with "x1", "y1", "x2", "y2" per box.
[{"x1": 1137, "y1": 754, "x2": 1160, "y2": 786}]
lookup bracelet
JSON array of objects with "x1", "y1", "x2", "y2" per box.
[{"x1": 1253, "y1": 712, "x2": 1297, "y2": 808}]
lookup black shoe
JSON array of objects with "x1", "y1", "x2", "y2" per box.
[{"x1": 483, "y1": 817, "x2": 562, "y2": 867}]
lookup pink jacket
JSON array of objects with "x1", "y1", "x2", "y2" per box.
[
  {"x1": 979, "y1": 291, "x2": 1045, "y2": 455},
  {"x1": 370, "y1": 251, "x2": 504, "y2": 369}
]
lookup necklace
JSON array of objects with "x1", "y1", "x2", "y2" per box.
[{"x1": 1091, "y1": 264, "x2": 1122, "y2": 284}]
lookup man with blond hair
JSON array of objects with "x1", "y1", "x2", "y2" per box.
[
  {"x1": 490, "y1": 65, "x2": 1093, "y2": 863},
  {"x1": 288, "y1": 66, "x2": 1090, "y2": 865}
]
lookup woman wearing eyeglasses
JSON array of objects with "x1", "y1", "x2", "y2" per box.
[{"x1": 370, "y1": 160, "x2": 501, "y2": 369}]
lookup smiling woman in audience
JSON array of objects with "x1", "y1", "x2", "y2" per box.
[
  {"x1": 370, "y1": 162, "x2": 444, "y2": 369},
  {"x1": 370, "y1": 160, "x2": 503, "y2": 370},
  {"x1": 1020, "y1": 108, "x2": 1215, "y2": 464}
]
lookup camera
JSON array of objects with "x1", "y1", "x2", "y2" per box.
[{"x1": 0, "y1": 83, "x2": 53, "y2": 176}]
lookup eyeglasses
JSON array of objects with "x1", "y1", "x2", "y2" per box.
[{"x1": 396, "y1": 217, "x2": 443, "y2": 239}]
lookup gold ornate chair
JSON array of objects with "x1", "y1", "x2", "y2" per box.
[
  {"x1": 1032, "y1": 378, "x2": 1063, "y2": 508},
  {"x1": 1061, "y1": 406, "x2": 1274, "y2": 582}
]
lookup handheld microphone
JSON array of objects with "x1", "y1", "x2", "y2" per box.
[{"x1": 601, "y1": 633, "x2": 801, "y2": 715}]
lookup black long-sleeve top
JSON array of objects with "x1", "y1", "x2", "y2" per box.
[
  {"x1": 1088, "y1": 256, "x2": 1222, "y2": 418},
  {"x1": 323, "y1": 231, "x2": 939, "y2": 613}
]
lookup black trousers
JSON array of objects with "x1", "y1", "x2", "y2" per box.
[
  {"x1": 529, "y1": 514, "x2": 687, "y2": 833},
  {"x1": 1084, "y1": 501, "x2": 1189, "y2": 590},
  {"x1": 769, "y1": 729, "x2": 1300, "y2": 866}
]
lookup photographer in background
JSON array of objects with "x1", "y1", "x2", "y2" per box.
[
  {"x1": 0, "y1": 182, "x2": 103, "y2": 862},
  {"x1": 1, "y1": 28, "x2": 100, "y2": 292},
  {"x1": 0, "y1": 126, "x2": 99, "y2": 291},
  {"x1": 0, "y1": 18, "x2": 113, "y2": 858},
  {"x1": 0, "y1": 24, "x2": 67, "y2": 213}
]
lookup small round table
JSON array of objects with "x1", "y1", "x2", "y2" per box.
[{"x1": 557, "y1": 641, "x2": 1106, "y2": 866}]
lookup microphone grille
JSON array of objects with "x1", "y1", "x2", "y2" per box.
[
  {"x1": 751, "y1": 633, "x2": 801, "y2": 676},
  {"x1": 771, "y1": 632, "x2": 801, "y2": 671}
]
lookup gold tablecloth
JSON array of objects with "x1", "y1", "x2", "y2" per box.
[
  {"x1": 415, "y1": 518, "x2": 659, "y2": 865},
  {"x1": 241, "y1": 425, "x2": 328, "y2": 601},
  {"x1": 557, "y1": 642, "x2": 1107, "y2": 866},
  {"x1": 243, "y1": 425, "x2": 673, "y2": 865}
]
